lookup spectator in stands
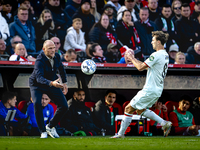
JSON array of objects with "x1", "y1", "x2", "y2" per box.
[
  {"x1": 9, "y1": 6, "x2": 38, "y2": 57},
  {"x1": 175, "y1": 3, "x2": 200, "y2": 53},
  {"x1": 103, "y1": 4, "x2": 118, "y2": 31},
  {"x1": 0, "y1": 0, "x2": 10, "y2": 41},
  {"x1": 106, "y1": 0, "x2": 122, "y2": 12},
  {"x1": 117, "y1": 0, "x2": 138, "y2": 22},
  {"x1": 186, "y1": 42, "x2": 200, "y2": 64},
  {"x1": 116, "y1": 10, "x2": 143, "y2": 61},
  {"x1": 0, "y1": 39, "x2": 10, "y2": 61},
  {"x1": 171, "y1": 0, "x2": 182, "y2": 23},
  {"x1": 149, "y1": 99, "x2": 169, "y2": 135},
  {"x1": 154, "y1": 4, "x2": 177, "y2": 51},
  {"x1": 94, "y1": 90, "x2": 119, "y2": 135},
  {"x1": 169, "y1": 95, "x2": 200, "y2": 136},
  {"x1": 168, "y1": 44, "x2": 179, "y2": 64},
  {"x1": 189, "y1": 96, "x2": 200, "y2": 125},
  {"x1": 190, "y1": 0, "x2": 200, "y2": 14},
  {"x1": 35, "y1": 9, "x2": 57, "y2": 51},
  {"x1": 134, "y1": 7, "x2": 158, "y2": 60},
  {"x1": 175, "y1": 52, "x2": 186, "y2": 64},
  {"x1": 134, "y1": 0, "x2": 148, "y2": 14},
  {"x1": 89, "y1": 13, "x2": 117, "y2": 52},
  {"x1": 63, "y1": 18, "x2": 86, "y2": 52},
  {"x1": 45, "y1": 0, "x2": 72, "y2": 49},
  {"x1": 18, "y1": 0, "x2": 38, "y2": 27},
  {"x1": 105, "y1": 43, "x2": 121, "y2": 63},
  {"x1": 30, "y1": 0, "x2": 45, "y2": 17},
  {"x1": 65, "y1": 0, "x2": 82, "y2": 19},
  {"x1": 72, "y1": 0, "x2": 95, "y2": 43},
  {"x1": 9, "y1": 43, "x2": 36, "y2": 61},
  {"x1": 89, "y1": 43, "x2": 107, "y2": 63},
  {"x1": 60, "y1": 89, "x2": 100, "y2": 135},
  {"x1": 27, "y1": 94, "x2": 54, "y2": 136},
  {"x1": 0, "y1": 91, "x2": 31, "y2": 136},
  {"x1": 148, "y1": 0, "x2": 160, "y2": 21},
  {"x1": 50, "y1": 37, "x2": 64, "y2": 56},
  {"x1": 1, "y1": 0, "x2": 14, "y2": 24},
  {"x1": 85, "y1": 41, "x2": 94, "y2": 58},
  {"x1": 7, "y1": 35, "x2": 22, "y2": 55},
  {"x1": 191, "y1": 1, "x2": 200, "y2": 22},
  {"x1": 90, "y1": 0, "x2": 101, "y2": 23},
  {"x1": 62, "y1": 49, "x2": 78, "y2": 63}
]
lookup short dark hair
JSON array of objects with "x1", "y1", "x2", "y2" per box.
[
  {"x1": 89, "y1": 43, "x2": 99, "y2": 57},
  {"x1": 162, "y1": 4, "x2": 171, "y2": 9},
  {"x1": 74, "y1": 88, "x2": 85, "y2": 93},
  {"x1": 179, "y1": 95, "x2": 193, "y2": 104},
  {"x1": 65, "y1": 49, "x2": 77, "y2": 56},
  {"x1": 140, "y1": 7, "x2": 149, "y2": 12},
  {"x1": 2, "y1": 91, "x2": 17, "y2": 104},
  {"x1": 105, "y1": 89, "x2": 117, "y2": 96},
  {"x1": 152, "y1": 31, "x2": 169, "y2": 45},
  {"x1": 181, "y1": 3, "x2": 190, "y2": 9},
  {"x1": 122, "y1": 10, "x2": 131, "y2": 18}
]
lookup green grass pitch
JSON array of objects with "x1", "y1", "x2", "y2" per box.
[{"x1": 0, "y1": 136, "x2": 200, "y2": 150}]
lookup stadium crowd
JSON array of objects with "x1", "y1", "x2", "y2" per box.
[{"x1": 0, "y1": 0, "x2": 200, "y2": 137}]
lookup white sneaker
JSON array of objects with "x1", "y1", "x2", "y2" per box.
[
  {"x1": 45, "y1": 125, "x2": 60, "y2": 138},
  {"x1": 40, "y1": 132, "x2": 48, "y2": 138},
  {"x1": 162, "y1": 121, "x2": 172, "y2": 137},
  {"x1": 110, "y1": 133, "x2": 125, "y2": 138}
]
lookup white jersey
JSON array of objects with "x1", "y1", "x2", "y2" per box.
[{"x1": 143, "y1": 50, "x2": 169, "y2": 97}]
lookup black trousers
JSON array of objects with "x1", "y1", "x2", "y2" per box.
[{"x1": 30, "y1": 86, "x2": 68, "y2": 133}]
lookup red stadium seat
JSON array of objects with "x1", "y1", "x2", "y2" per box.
[
  {"x1": 165, "y1": 101, "x2": 179, "y2": 115},
  {"x1": 113, "y1": 102, "x2": 123, "y2": 115},
  {"x1": 49, "y1": 102, "x2": 57, "y2": 114},
  {"x1": 18, "y1": 100, "x2": 29, "y2": 114},
  {"x1": 85, "y1": 102, "x2": 96, "y2": 112}
]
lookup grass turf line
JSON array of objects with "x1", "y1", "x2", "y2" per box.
[{"x1": 0, "y1": 136, "x2": 200, "y2": 150}]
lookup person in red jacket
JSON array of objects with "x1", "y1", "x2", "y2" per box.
[
  {"x1": 169, "y1": 95, "x2": 200, "y2": 136},
  {"x1": 149, "y1": 100, "x2": 169, "y2": 135}
]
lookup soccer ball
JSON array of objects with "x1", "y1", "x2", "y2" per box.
[{"x1": 81, "y1": 59, "x2": 96, "y2": 75}]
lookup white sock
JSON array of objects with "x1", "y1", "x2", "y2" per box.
[
  {"x1": 142, "y1": 109, "x2": 164, "y2": 125},
  {"x1": 118, "y1": 113, "x2": 133, "y2": 135}
]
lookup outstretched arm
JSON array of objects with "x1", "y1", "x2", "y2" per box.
[{"x1": 125, "y1": 49, "x2": 148, "y2": 71}]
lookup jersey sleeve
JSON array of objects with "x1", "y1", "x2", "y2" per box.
[{"x1": 144, "y1": 52, "x2": 158, "y2": 68}]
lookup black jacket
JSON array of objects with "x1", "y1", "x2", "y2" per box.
[
  {"x1": 65, "y1": 0, "x2": 80, "y2": 18},
  {"x1": 72, "y1": 8, "x2": 95, "y2": 43},
  {"x1": 186, "y1": 46, "x2": 200, "y2": 64},
  {"x1": 89, "y1": 23, "x2": 117, "y2": 51},
  {"x1": 175, "y1": 16, "x2": 200, "y2": 53},
  {"x1": 134, "y1": 19, "x2": 158, "y2": 56},
  {"x1": 93, "y1": 99, "x2": 119, "y2": 135},
  {"x1": 60, "y1": 98, "x2": 99, "y2": 133}
]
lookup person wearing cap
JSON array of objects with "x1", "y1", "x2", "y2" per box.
[
  {"x1": 105, "y1": 43, "x2": 121, "y2": 63},
  {"x1": 191, "y1": 0, "x2": 200, "y2": 22},
  {"x1": 117, "y1": 0, "x2": 138, "y2": 22},
  {"x1": 174, "y1": 51, "x2": 186, "y2": 64},
  {"x1": 2, "y1": 0, "x2": 14, "y2": 24},
  {"x1": 72, "y1": 0, "x2": 95, "y2": 43},
  {"x1": 168, "y1": 44, "x2": 179, "y2": 64},
  {"x1": 103, "y1": 4, "x2": 118, "y2": 31},
  {"x1": 107, "y1": 0, "x2": 122, "y2": 12},
  {"x1": 186, "y1": 42, "x2": 200, "y2": 64},
  {"x1": 0, "y1": 0, "x2": 10, "y2": 41}
]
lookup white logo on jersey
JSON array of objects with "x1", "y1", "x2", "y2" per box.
[
  {"x1": 78, "y1": 111, "x2": 81, "y2": 115},
  {"x1": 184, "y1": 117, "x2": 189, "y2": 120}
]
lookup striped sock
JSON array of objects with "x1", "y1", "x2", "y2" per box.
[{"x1": 118, "y1": 112, "x2": 133, "y2": 135}]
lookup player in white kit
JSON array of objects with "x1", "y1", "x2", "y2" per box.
[{"x1": 111, "y1": 31, "x2": 172, "y2": 138}]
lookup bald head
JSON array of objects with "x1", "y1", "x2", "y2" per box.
[
  {"x1": 42, "y1": 40, "x2": 56, "y2": 58},
  {"x1": 15, "y1": 43, "x2": 26, "y2": 56}
]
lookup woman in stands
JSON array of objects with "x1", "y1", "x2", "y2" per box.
[
  {"x1": 88, "y1": 13, "x2": 118, "y2": 52},
  {"x1": 35, "y1": 9, "x2": 57, "y2": 50}
]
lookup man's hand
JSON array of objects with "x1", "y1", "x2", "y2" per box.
[
  {"x1": 62, "y1": 84, "x2": 68, "y2": 95},
  {"x1": 51, "y1": 78, "x2": 64, "y2": 88},
  {"x1": 188, "y1": 125, "x2": 199, "y2": 135},
  {"x1": 125, "y1": 49, "x2": 135, "y2": 61}
]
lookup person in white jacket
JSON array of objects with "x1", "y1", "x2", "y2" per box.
[
  {"x1": 63, "y1": 18, "x2": 86, "y2": 52},
  {"x1": 117, "y1": 0, "x2": 138, "y2": 22},
  {"x1": 0, "y1": 0, "x2": 10, "y2": 41}
]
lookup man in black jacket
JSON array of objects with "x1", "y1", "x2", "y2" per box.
[
  {"x1": 175, "y1": 3, "x2": 200, "y2": 53},
  {"x1": 93, "y1": 90, "x2": 119, "y2": 135},
  {"x1": 134, "y1": 7, "x2": 158, "y2": 60},
  {"x1": 60, "y1": 89, "x2": 99, "y2": 136},
  {"x1": 186, "y1": 42, "x2": 200, "y2": 64},
  {"x1": 29, "y1": 40, "x2": 68, "y2": 138}
]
